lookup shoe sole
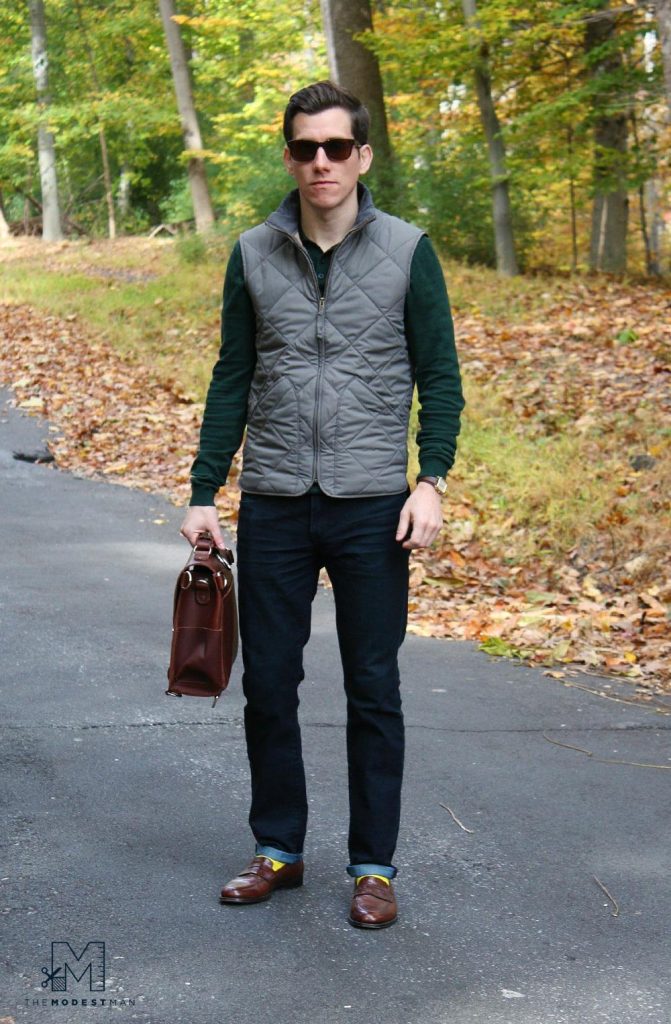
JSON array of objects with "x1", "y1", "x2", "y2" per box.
[
  {"x1": 347, "y1": 914, "x2": 397, "y2": 930},
  {"x1": 219, "y1": 878, "x2": 303, "y2": 904}
]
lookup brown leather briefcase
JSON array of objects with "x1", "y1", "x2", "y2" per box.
[{"x1": 166, "y1": 531, "x2": 238, "y2": 706}]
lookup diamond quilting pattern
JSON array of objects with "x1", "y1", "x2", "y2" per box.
[{"x1": 238, "y1": 198, "x2": 424, "y2": 496}]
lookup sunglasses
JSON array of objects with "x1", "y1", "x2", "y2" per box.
[{"x1": 287, "y1": 138, "x2": 360, "y2": 162}]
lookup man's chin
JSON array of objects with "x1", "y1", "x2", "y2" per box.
[{"x1": 303, "y1": 192, "x2": 342, "y2": 210}]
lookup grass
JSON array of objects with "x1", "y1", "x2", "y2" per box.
[
  {"x1": 454, "y1": 386, "x2": 610, "y2": 557},
  {"x1": 391, "y1": 374, "x2": 621, "y2": 566},
  {"x1": 0, "y1": 238, "x2": 225, "y2": 390},
  {"x1": 439, "y1": 258, "x2": 595, "y2": 322}
]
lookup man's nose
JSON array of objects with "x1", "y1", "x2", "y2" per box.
[{"x1": 312, "y1": 145, "x2": 330, "y2": 170}]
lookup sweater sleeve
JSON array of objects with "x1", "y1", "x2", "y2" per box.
[
  {"x1": 405, "y1": 235, "x2": 465, "y2": 480},
  {"x1": 189, "y1": 241, "x2": 257, "y2": 505}
]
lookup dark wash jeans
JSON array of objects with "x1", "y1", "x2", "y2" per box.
[{"x1": 236, "y1": 487, "x2": 410, "y2": 875}]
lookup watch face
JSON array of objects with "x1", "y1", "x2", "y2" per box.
[{"x1": 436, "y1": 476, "x2": 448, "y2": 494}]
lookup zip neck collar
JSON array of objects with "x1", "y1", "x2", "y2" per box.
[{"x1": 266, "y1": 182, "x2": 377, "y2": 242}]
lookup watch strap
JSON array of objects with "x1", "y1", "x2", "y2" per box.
[{"x1": 417, "y1": 475, "x2": 448, "y2": 494}]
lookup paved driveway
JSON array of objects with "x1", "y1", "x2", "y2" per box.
[{"x1": 1, "y1": 390, "x2": 669, "y2": 1024}]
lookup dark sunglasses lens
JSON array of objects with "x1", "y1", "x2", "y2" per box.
[
  {"x1": 288, "y1": 140, "x2": 318, "y2": 161},
  {"x1": 324, "y1": 139, "x2": 355, "y2": 160},
  {"x1": 288, "y1": 139, "x2": 356, "y2": 162}
]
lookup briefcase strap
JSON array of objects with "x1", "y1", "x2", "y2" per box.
[{"x1": 192, "y1": 530, "x2": 234, "y2": 567}]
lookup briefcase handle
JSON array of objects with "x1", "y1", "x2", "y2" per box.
[{"x1": 192, "y1": 530, "x2": 234, "y2": 566}]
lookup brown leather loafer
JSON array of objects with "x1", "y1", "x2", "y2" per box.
[
  {"x1": 219, "y1": 856, "x2": 304, "y2": 904},
  {"x1": 348, "y1": 876, "x2": 398, "y2": 929}
]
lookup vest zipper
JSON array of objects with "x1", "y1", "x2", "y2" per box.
[
  {"x1": 272, "y1": 217, "x2": 375, "y2": 488},
  {"x1": 313, "y1": 291, "x2": 327, "y2": 485}
]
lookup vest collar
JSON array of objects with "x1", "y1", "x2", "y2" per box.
[{"x1": 266, "y1": 182, "x2": 377, "y2": 240}]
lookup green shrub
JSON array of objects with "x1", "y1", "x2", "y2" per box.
[{"x1": 176, "y1": 232, "x2": 208, "y2": 265}]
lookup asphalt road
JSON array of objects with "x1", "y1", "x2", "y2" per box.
[{"x1": 1, "y1": 388, "x2": 670, "y2": 1024}]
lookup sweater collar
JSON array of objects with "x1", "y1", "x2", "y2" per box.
[{"x1": 266, "y1": 182, "x2": 377, "y2": 239}]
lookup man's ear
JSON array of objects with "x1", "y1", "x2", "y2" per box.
[
  {"x1": 359, "y1": 144, "x2": 373, "y2": 176},
  {"x1": 283, "y1": 147, "x2": 295, "y2": 177}
]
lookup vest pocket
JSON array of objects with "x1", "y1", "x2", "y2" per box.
[
  {"x1": 243, "y1": 377, "x2": 301, "y2": 480},
  {"x1": 333, "y1": 378, "x2": 410, "y2": 483}
]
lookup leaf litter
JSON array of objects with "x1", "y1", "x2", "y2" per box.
[{"x1": 0, "y1": 268, "x2": 669, "y2": 697}]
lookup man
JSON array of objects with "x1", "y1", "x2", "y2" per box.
[{"x1": 181, "y1": 81, "x2": 464, "y2": 929}]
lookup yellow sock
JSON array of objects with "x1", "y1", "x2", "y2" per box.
[
  {"x1": 356, "y1": 874, "x2": 390, "y2": 886},
  {"x1": 265, "y1": 856, "x2": 290, "y2": 872}
]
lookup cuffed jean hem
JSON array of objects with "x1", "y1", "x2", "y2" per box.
[
  {"x1": 347, "y1": 863, "x2": 398, "y2": 880},
  {"x1": 255, "y1": 843, "x2": 303, "y2": 864}
]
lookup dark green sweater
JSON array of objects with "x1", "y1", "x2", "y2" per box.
[{"x1": 190, "y1": 231, "x2": 464, "y2": 505}]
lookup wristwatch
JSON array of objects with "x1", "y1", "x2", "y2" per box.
[{"x1": 417, "y1": 475, "x2": 448, "y2": 494}]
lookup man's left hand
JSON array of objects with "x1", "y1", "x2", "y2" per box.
[{"x1": 395, "y1": 482, "x2": 444, "y2": 550}]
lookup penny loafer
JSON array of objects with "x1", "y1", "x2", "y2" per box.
[
  {"x1": 219, "y1": 856, "x2": 304, "y2": 904},
  {"x1": 348, "y1": 876, "x2": 398, "y2": 929}
]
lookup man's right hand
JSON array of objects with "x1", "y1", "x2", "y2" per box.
[{"x1": 180, "y1": 505, "x2": 226, "y2": 549}]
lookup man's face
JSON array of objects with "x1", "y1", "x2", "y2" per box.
[{"x1": 283, "y1": 107, "x2": 373, "y2": 214}]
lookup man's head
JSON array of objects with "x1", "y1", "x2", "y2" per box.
[
  {"x1": 283, "y1": 81, "x2": 370, "y2": 146},
  {"x1": 282, "y1": 81, "x2": 373, "y2": 216}
]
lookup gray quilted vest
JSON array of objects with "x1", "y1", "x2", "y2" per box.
[{"x1": 238, "y1": 185, "x2": 424, "y2": 497}]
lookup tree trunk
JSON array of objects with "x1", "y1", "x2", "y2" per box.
[
  {"x1": 320, "y1": 0, "x2": 398, "y2": 211},
  {"x1": 629, "y1": 105, "x2": 660, "y2": 276},
  {"x1": 655, "y1": 0, "x2": 671, "y2": 113},
  {"x1": 0, "y1": 191, "x2": 10, "y2": 240},
  {"x1": 567, "y1": 126, "x2": 578, "y2": 273},
  {"x1": 159, "y1": 0, "x2": 215, "y2": 233},
  {"x1": 28, "y1": 0, "x2": 64, "y2": 241},
  {"x1": 118, "y1": 166, "x2": 131, "y2": 218},
  {"x1": 586, "y1": 5, "x2": 629, "y2": 273},
  {"x1": 643, "y1": 177, "x2": 663, "y2": 275},
  {"x1": 98, "y1": 127, "x2": 116, "y2": 239},
  {"x1": 460, "y1": 0, "x2": 519, "y2": 276}
]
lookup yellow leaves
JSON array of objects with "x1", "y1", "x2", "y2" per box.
[
  {"x1": 479, "y1": 636, "x2": 525, "y2": 659},
  {"x1": 581, "y1": 576, "x2": 604, "y2": 601},
  {"x1": 550, "y1": 639, "x2": 572, "y2": 662},
  {"x1": 625, "y1": 665, "x2": 644, "y2": 679},
  {"x1": 517, "y1": 610, "x2": 547, "y2": 628},
  {"x1": 406, "y1": 622, "x2": 436, "y2": 638},
  {"x1": 593, "y1": 611, "x2": 615, "y2": 633}
]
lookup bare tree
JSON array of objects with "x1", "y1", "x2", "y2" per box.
[
  {"x1": 28, "y1": 0, "x2": 63, "y2": 241},
  {"x1": 460, "y1": 0, "x2": 519, "y2": 276},
  {"x1": 159, "y1": 0, "x2": 215, "y2": 232},
  {"x1": 320, "y1": 0, "x2": 398, "y2": 210},
  {"x1": 0, "y1": 191, "x2": 10, "y2": 240}
]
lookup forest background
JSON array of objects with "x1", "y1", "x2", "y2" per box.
[{"x1": 1, "y1": 0, "x2": 670, "y2": 699}]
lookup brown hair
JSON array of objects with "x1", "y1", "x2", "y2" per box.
[{"x1": 283, "y1": 81, "x2": 370, "y2": 145}]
